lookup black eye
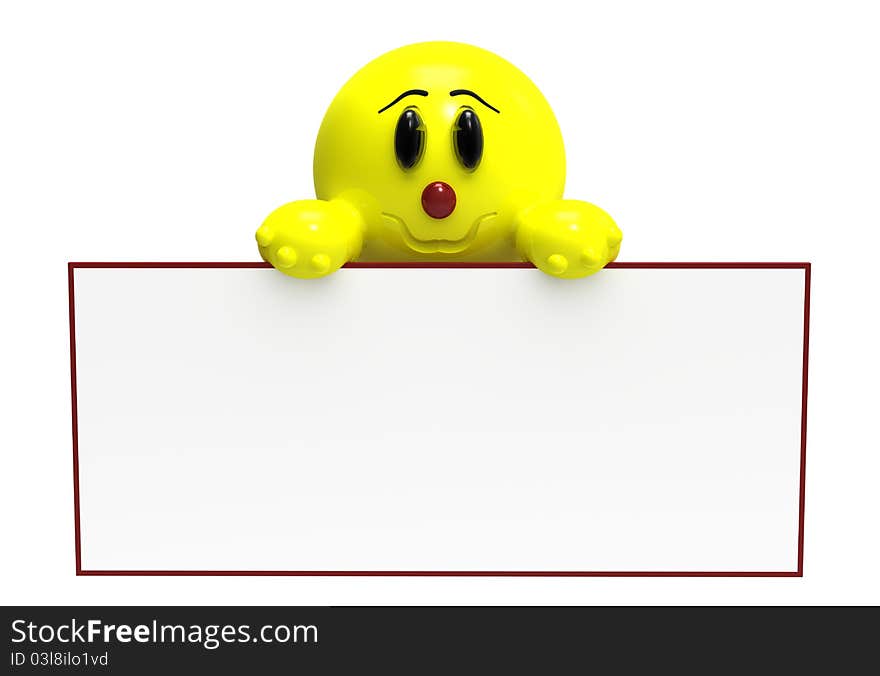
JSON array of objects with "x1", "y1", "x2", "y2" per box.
[
  {"x1": 394, "y1": 108, "x2": 425, "y2": 170},
  {"x1": 453, "y1": 108, "x2": 483, "y2": 170}
]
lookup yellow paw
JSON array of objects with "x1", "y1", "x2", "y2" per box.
[
  {"x1": 516, "y1": 200, "x2": 621, "y2": 279},
  {"x1": 256, "y1": 200, "x2": 363, "y2": 279}
]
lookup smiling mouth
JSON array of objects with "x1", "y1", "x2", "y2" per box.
[{"x1": 382, "y1": 212, "x2": 498, "y2": 254}]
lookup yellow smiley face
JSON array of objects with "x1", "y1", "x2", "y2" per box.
[{"x1": 313, "y1": 41, "x2": 566, "y2": 256}]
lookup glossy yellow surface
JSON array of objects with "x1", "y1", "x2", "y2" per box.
[{"x1": 257, "y1": 41, "x2": 621, "y2": 279}]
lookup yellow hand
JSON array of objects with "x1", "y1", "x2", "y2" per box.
[
  {"x1": 256, "y1": 199, "x2": 364, "y2": 279},
  {"x1": 515, "y1": 200, "x2": 622, "y2": 279}
]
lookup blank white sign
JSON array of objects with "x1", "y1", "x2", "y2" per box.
[{"x1": 71, "y1": 264, "x2": 807, "y2": 574}]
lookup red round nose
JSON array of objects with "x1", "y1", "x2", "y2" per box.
[{"x1": 421, "y1": 181, "x2": 456, "y2": 219}]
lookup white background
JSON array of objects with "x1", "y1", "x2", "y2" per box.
[
  {"x1": 0, "y1": 0, "x2": 878, "y2": 603},
  {"x1": 73, "y1": 267, "x2": 805, "y2": 573}
]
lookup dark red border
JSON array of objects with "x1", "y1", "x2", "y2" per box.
[{"x1": 68, "y1": 261, "x2": 811, "y2": 577}]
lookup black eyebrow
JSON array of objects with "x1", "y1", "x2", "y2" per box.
[
  {"x1": 377, "y1": 89, "x2": 429, "y2": 114},
  {"x1": 449, "y1": 89, "x2": 500, "y2": 114}
]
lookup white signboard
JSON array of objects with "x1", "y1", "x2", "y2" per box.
[{"x1": 69, "y1": 263, "x2": 809, "y2": 575}]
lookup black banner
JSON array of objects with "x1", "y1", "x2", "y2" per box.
[{"x1": 2, "y1": 606, "x2": 875, "y2": 673}]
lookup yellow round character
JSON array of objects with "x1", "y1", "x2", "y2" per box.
[{"x1": 256, "y1": 42, "x2": 621, "y2": 279}]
